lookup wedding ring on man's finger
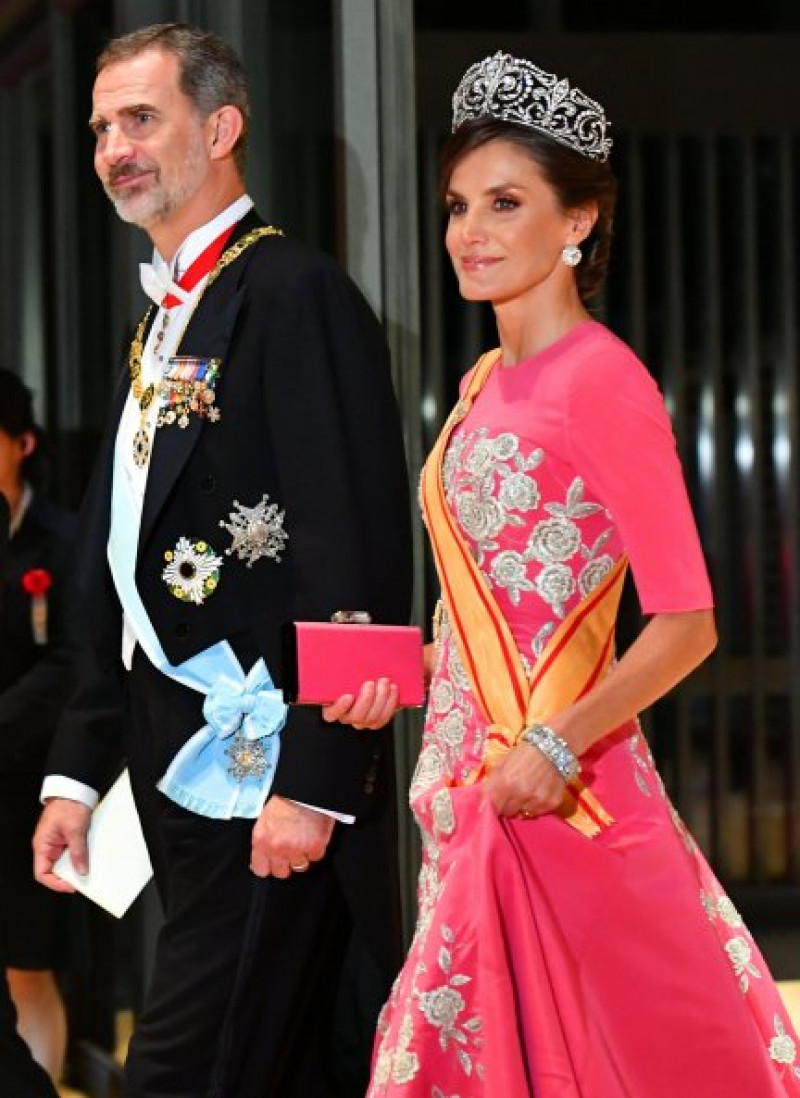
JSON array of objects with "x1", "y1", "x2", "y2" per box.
[{"x1": 291, "y1": 862, "x2": 310, "y2": 872}]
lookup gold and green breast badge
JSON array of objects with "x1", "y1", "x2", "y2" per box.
[{"x1": 162, "y1": 538, "x2": 223, "y2": 605}]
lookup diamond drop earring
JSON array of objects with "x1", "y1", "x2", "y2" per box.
[{"x1": 561, "y1": 244, "x2": 582, "y2": 267}]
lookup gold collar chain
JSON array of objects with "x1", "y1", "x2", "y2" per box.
[{"x1": 128, "y1": 225, "x2": 283, "y2": 467}]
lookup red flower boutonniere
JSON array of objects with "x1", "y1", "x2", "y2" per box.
[
  {"x1": 21, "y1": 568, "x2": 53, "y2": 644},
  {"x1": 22, "y1": 568, "x2": 53, "y2": 597}
]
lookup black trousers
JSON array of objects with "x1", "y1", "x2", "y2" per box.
[
  {"x1": 121, "y1": 649, "x2": 382, "y2": 1098},
  {"x1": 0, "y1": 972, "x2": 57, "y2": 1098}
]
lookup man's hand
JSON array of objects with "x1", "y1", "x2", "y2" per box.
[
  {"x1": 33, "y1": 798, "x2": 93, "y2": 892},
  {"x1": 250, "y1": 795, "x2": 335, "y2": 879}
]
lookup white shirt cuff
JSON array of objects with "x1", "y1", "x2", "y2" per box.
[
  {"x1": 40, "y1": 784, "x2": 353, "y2": 823},
  {"x1": 289, "y1": 799, "x2": 354, "y2": 824},
  {"x1": 41, "y1": 776, "x2": 99, "y2": 810}
]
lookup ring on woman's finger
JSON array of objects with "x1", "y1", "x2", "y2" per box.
[
  {"x1": 519, "y1": 809, "x2": 533, "y2": 819},
  {"x1": 290, "y1": 861, "x2": 310, "y2": 872}
]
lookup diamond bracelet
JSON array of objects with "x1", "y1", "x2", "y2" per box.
[{"x1": 520, "y1": 724, "x2": 581, "y2": 783}]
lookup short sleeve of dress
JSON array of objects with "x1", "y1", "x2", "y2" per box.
[{"x1": 565, "y1": 336, "x2": 713, "y2": 613}]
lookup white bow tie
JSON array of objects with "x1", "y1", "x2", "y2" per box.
[{"x1": 139, "y1": 263, "x2": 189, "y2": 308}]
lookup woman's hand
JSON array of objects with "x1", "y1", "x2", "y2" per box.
[
  {"x1": 322, "y1": 678, "x2": 400, "y2": 730},
  {"x1": 484, "y1": 741, "x2": 566, "y2": 818},
  {"x1": 483, "y1": 608, "x2": 718, "y2": 819},
  {"x1": 423, "y1": 642, "x2": 436, "y2": 687}
]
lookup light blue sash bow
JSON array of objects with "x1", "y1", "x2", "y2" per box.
[
  {"x1": 157, "y1": 659, "x2": 286, "y2": 819},
  {"x1": 203, "y1": 672, "x2": 285, "y2": 741},
  {"x1": 108, "y1": 434, "x2": 287, "y2": 819}
]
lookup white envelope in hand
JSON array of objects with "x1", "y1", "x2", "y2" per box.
[{"x1": 53, "y1": 768, "x2": 153, "y2": 919}]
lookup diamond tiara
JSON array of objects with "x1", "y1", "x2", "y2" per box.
[{"x1": 451, "y1": 51, "x2": 612, "y2": 163}]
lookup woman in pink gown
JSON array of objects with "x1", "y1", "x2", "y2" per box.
[{"x1": 328, "y1": 51, "x2": 800, "y2": 1098}]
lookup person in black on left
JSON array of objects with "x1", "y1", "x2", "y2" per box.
[
  {"x1": 0, "y1": 368, "x2": 84, "y2": 1086},
  {"x1": 0, "y1": 481, "x2": 59, "y2": 1098}
]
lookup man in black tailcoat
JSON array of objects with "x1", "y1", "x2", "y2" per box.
[{"x1": 33, "y1": 23, "x2": 413, "y2": 1098}]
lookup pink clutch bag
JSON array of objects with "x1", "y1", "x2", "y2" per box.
[{"x1": 282, "y1": 620, "x2": 426, "y2": 707}]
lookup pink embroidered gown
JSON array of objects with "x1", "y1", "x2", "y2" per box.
[{"x1": 368, "y1": 321, "x2": 800, "y2": 1098}]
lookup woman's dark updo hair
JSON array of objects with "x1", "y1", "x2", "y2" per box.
[
  {"x1": 439, "y1": 118, "x2": 618, "y2": 304},
  {"x1": 0, "y1": 368, "x2": 47, "y2": 488}
]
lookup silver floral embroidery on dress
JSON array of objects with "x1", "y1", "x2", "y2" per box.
[
  {"x1": 416, "y1": 832, "x2": 445, "y2": 936},
  {"x1": 533, "y1": 563, "x2": 575, "y2": 619},
  {"x1": 725, "y1": 936, "x2": 762, "y2": 993},
  {"x1": 700, "y1": 889, "x2": 717, "y2": 922},
  {"x1": 369, "y1": 915, "x2": 486, "y2": 1093},
  {"x1": 412, "y1": 745, "x2": 448, "y2": 799},
  {"x1": 628, "y1": 727, "x2": 663, "y2": 799},
  {"x1": 441, "y1": 431, "x2": 469, "y2": 497},
  {"x1": 413, "y1": 925, "x2": 484, "y2": 1079},
  {"x1": 701, "y1": 882, "x2": 800, "y2": 1079},
  {"x1": 371, "y1": 1010, "x2": 420, "y2": 1089},
  {"x1": 445, "y1": 428, "x2": 544, "y2": 565},
  {"x1": 432, "y1": 681, "x2": 456, "y2": 714},
  {"x1": 445, "y1": 428, "x2": 614, "y2": 630},
  {"x1": 368, "y1": 830, "x2": 467, "y2": 1094},
  {"x1": 447, "y1": 640, "x2": 472, "y2": 694},
  {"x1": 525, "y1": 478, "x2": 608, "y2": 617},
  {"x1": 531, "y1": 621, "x2": 556, "y2": 658},
  {"x1": 704, "y1": 885, "x2": 763, "y2": 993},
  {"x1": 498, "y1": 469, "x2": 540, "y2": 512},
  {"x1": 769, "y1": 1016, "x2": 800, "y2": 1077},
  {"x1": 489, "y1": 550, "x2": 535, "y2": 605},
  {"x1": 716, "y1": 896, "x2": 745, "y2": 929},
  {"x1": 527, "y1": 515, "x2": 582, "y2": 563},
  {"x1": 668, "y1": 801, "x2": 700, "y2": 855},
  {"x1": 578, "y1": 554, "x2": 615, "y2": 596},
  {"x1": 438, "y1": 710, "x2": 467, "y2": 750},
  {"x1": 411, "y1": 608, "x2": 481, "y2": 798},
  {"x1": 455, "y1": 491, "x2": 506, "y2": 549},
  {"x1": 433, "y1": 429, "x2": 624, "y2": 786},
  {"x1": 432, "y1": 788, "x2": 456, "y2": 836}
]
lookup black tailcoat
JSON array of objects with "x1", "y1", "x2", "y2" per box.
[
  {"x1": 0, "y1": 495, "x2": 82, "y2": 780},
  {"x1": 47, "y1": 212, "x2": 415, "y2": 1097},
  {"x1": 0, "y1": 494, "x2": 83, "y2": 970},
  {"x1": 0, "y1": 494, "x2": 60, "y2": 1096}
]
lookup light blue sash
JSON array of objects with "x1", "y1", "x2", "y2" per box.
[{"x1": 107, "y1": 436, "x2": 286, "y2": 819}]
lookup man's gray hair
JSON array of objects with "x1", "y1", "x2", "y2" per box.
[{"x1": 97, "y1": 22, "x2": 250, "y2": 173}]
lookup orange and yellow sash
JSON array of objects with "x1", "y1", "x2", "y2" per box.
[{"x1": 421, "y1": 349, "x2": 626, "y2": 838}]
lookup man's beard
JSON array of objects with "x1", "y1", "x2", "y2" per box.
[{"x1": 104, "y1": 137, "x2": 207, "y2": 228}]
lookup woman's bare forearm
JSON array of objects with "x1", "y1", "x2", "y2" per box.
[{"x1": 550, "y1": 608, "x2": 717, "y2": 756}]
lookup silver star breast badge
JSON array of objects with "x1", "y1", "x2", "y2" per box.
[
  {"x1": 219, "y1": 494, "x2": 288, "y2": 567},
  {"x1": 225, "y1": 734, "x2": 269, "y2": 781}
]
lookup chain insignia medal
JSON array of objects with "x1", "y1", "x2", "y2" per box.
[{"x1": 127, "y1": 225, "x2": 284, "y2": 468}]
